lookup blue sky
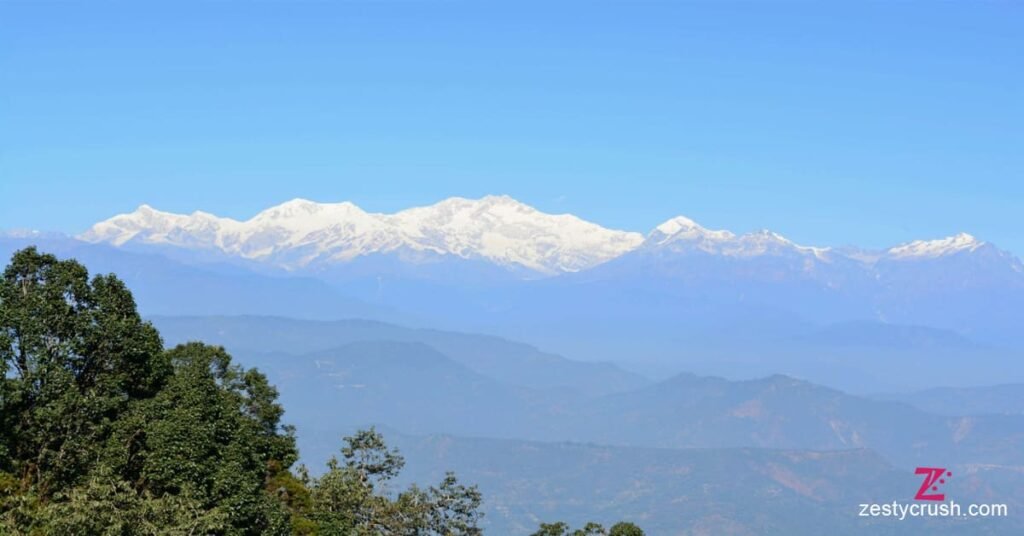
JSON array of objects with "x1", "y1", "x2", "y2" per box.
[{"x1": 1, "y1": 1, "x2": 1021, "y2": 254}]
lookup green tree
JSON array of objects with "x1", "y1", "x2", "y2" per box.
[
  {"x1": 532, "y1": 521, "x2": 645, "y2": 536},
  {"x1": 6, "y1": 467, "x2": 228, "y2": 536},
  {"x1": 396, "y1": 472, "x2": 483, "y2": 536},
  {"x1": 308, "y1": 428, "x2": 484, "y2": 535},
  {"x1": 102, "y1": 342, "x2": 297, "y2": 534},
  {"x1": 609, "y1": 521, "x2": 645, "y2": 536},
  {"x1": 0, "y1": 247, "x2": 168, "y2": 495},
  {"x1": 532, "y1": 521, "x2": 572, "y2": 536},
  {"x1": 575, "y1": 523, "x2": 608, "y2": 536},
  {"x1": 0, "y1": 249, "x2": 297, "y2": 534}
]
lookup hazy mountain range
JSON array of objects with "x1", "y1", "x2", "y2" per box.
[
  {"x1": 385, "y1": 433, "x2": 1021, "y2": 536},
  {"x1": 154, "y1": 315, "x2": 1024, "y2": 534},
  {"x1": 153, "y1": 316, "x2": 1024, "y2": 469},
  {"x1": 880, "y1": 384, "x2": 1024, "y2": 417},
  {"x1": 6, "y1": 195, "x2": 1024, "y2": 389},
  {"x1": 153, "y1": 315, "x2": 646, "y2": 397}
]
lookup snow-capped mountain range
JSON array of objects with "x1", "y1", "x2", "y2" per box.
[
  {"x1": 3, "y1": 194, "x2": 1018, "y2": 354},
  {"x1": 80, "y1": 195, "x2": 1015, "y2": 277},
  {"x1": 81, "y1": 196, "x2": 643, "y2": 275}
]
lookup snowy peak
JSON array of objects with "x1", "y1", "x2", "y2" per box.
[
  {"x1": 645, "y1": 216, "x2": 828, "y2": 259},
  {"x1": 887, "y1": 233, "x2": 985, "y2": 259},
  {"x1": 80, "y1": 196, "x2": 642, "y2": 274},
  {"x1": 653, "y1": 215, "x2": 705, "y2": 236},
  {"x1": 648, "y1": 216, "x2": 735, "y2": 246},
  {"x1": 393, "y1": 196, "x2": 643, "y2": 273},
  {"x1": 250, "y1": 198, "x2": 369, "y2": 223},
  {"x1": 82, "y1": 204, "x2": 235, "y2": 247}
]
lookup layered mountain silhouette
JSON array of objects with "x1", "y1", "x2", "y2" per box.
[
  {"x1": 8, "y1": 208, "x2": 1024, "y2": 391},
  {"x1": 70, "y1": 197, "x2": 1024, "y2": 351},
  {"x1": 152, "y1": 315, "x2": 1024, "y2": 534},
  {"x1": 155, "y1": 315, "x2": 1024, "y2": 469}
]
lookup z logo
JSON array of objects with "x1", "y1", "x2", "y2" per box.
[{"x1": 914, "y1": 467, "x2": 951, "y2": 501}]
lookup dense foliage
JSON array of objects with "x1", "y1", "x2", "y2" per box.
[{"x1": 0, "y1": 248, "x2": 640, "y2": 535}]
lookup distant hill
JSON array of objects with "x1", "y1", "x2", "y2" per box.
[
  {"x1": 151, "y1": 315, "x2": 648, "y2": 397},
  {"x1": 879, "y1": 384, "x2": 1024, "y2": 417},
  {"x1": 574, "y1": 374, "x2": 1024, "y2": 468},
  {"x1": 263, "y1": 341, "x2": 541, "y2": 439},
  {"x1": 381, "y1": 432, "x2": 1023, "y2": 536}
]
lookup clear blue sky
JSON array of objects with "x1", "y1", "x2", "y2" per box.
[{"x1": 1, "y1": 1, "x2": 1021, "y2": 254}]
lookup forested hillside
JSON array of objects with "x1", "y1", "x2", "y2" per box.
[{"x1": 0, "y1": 248, "x2": 637, "y2": 535}]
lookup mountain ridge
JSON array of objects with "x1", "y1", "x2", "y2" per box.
[
  {"x1": 80, "y1": 195, "x2": 644, "y2": 275},
  {"x1": 78, "y1": 196, "x2": 1016, "y2": 277}
]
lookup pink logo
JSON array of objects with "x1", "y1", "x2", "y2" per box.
[{"x1": 914, "y1": 467, "x2": 952, "y2": 501}]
